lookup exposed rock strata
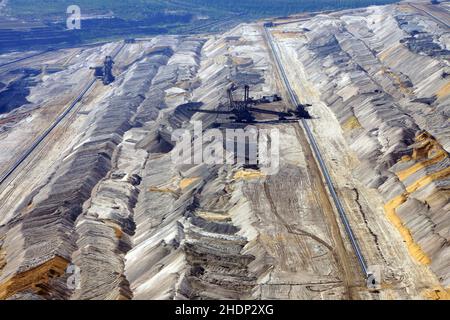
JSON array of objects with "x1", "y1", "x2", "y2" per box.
[
  {"x1": 0, "y1": 3, "x2": 448, "y2": 300},
  {"x1": 273, "y1": 3, "x2": 449, "y2": 291},
  {"x1": 0, "y1": 37, "x2": 205, "y2": 299}
]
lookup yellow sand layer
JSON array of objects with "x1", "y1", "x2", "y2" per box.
[
  {"x1": 233, "y1": 169, "x2": 266, "y2": 180},
  {"x1": 196, "y1": 211, "x2": 231, "y2": 222},
  {"x1": 405, "y1": 166, "x2": 450, "y2": 194},
  {"x1": 0, "y1": 256, "x2": 69, "y2": 300},
  {"x1": 179, "y1": 177, "x2": 200, "y2": 189},
  {"x1": 384, "y1": 195, "x2": 431, "y2": 265},
  {"x1": 113, "y1": 227, "x2": 123, "y2": 239},
  {"x1": 436, "y1": 81, "x2": 450, "y2": 99},
  {"x1": 0, "y1": 248, "x2": 5, "y2": 272},
  {"x1": 381, "y1": 131, "x2": 450, "y2": 297},
  {"x1": 397, "y1": 151, "x2": 447, "y2": 181},
  {"x1": 385, "y1": 131, "x2": 449, "y2": 266},
  {"x1": 412, "y1": 132, "x2": 445, "y2": 159},
  {"x1": 342, "y1": 116, "x2": 362, "y2": 131},
  {"x1": 423, "y1": 287, "x2": 450, "y2": 300},
  {"x1": 416, "y1": 131, "x2": 432, "y2": 142},
  {"x1": 148, "y1": 186, "x2": 177, "y2": 194},
  {"x1": 104, "y1": 220, "x2": 124, "y2": 239},
  {"x1": 378, "y1": 44, "x2": 399, "y2": 61}
]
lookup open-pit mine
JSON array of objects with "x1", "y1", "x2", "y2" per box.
[{"x1": 0, "y1": 1, "x2": 448, "y2": 300}]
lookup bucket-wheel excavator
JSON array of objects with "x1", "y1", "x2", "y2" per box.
[
  {"x1": 189, "y1": 84, "x2": 311, "y2": 124},
  {"x1": 90, "y1": 56, "x2": 115, "y2": 85}
]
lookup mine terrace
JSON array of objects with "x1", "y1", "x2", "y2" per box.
[{"x1": 0, "y1": 0, "x2": 448, "y2": 301}]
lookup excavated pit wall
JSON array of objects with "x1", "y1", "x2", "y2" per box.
[
  {"x1": 0, "y1": 6, "x2": 448, "y2": 300},
  {"x1": 71, "y1": 38, "x2": 207, "y2": 300},
  {"x1": 0, "y1": 37, "x2": 208, "y2": 299},
  {"x1": 273, "y1": 4, "x2": 449, "y2": 292},
  {"x1": 125, "y1": 23, "x2": 357, "y2": 300},
  {"x1": 124, "y1": 28, "x2": 263, "y2": 300}
]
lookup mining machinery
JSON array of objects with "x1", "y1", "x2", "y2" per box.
[
  {"x1": 90, "y1": 56, "x2": 115, "y2": 85},
  {"x1": 189, "y1": 84, "x2": 311, "y2": 124}
]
